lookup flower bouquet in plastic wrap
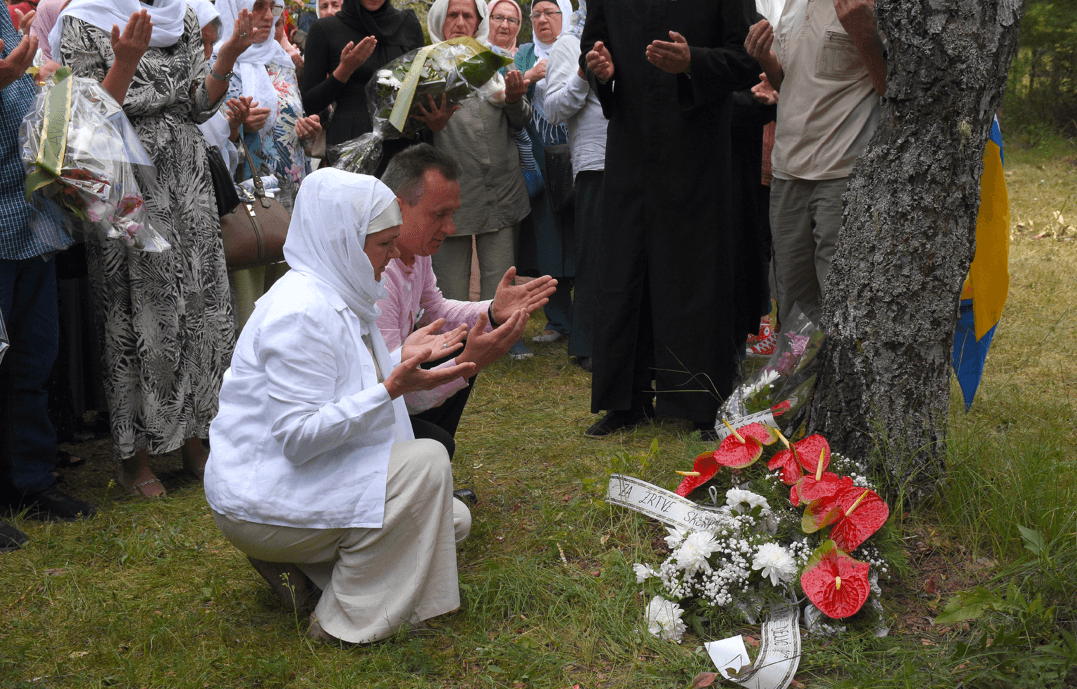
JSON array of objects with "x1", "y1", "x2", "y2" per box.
[
  {"x1": 717, "y1": 305, "x2": 826, "y2": 439},
  {"x1": 20, "y1": 69, "x2": 169, "y2": 252},
  {"x1": 331, "y1": 36, "x2": 514, "y2": 174}
]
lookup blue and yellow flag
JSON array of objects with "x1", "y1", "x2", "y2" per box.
[{"x1": 953, "y1": 116, "x2": 1009, "y2": 411}]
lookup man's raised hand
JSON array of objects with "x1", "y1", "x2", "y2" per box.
[{"x1": 490, "y1": 267, "x2": 557, "y2": 325}]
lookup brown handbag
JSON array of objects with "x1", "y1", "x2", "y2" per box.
[{"x1": 220, "y1": 139, "x2": 290, "y2": 270}]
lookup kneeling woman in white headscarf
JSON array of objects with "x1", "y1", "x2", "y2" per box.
[{"x1": 204, "y1": 168, "x2": 480, "y2": 644}]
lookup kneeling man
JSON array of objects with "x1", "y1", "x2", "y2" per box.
[{"x1": 377, "y1": 145, "x2": 557, "y2": 458}]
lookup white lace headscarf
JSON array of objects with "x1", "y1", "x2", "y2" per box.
[
  {"x1": 427, "y1": 0, "x2": 490, "y2": 43},
  {"x1": 214, "y1": 0, "x2": 293, "y2": 134},
  {"x1": 186, "y1": 0, "x2": 221, "y2": 29}
]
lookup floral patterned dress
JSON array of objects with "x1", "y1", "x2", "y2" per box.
[
  {"x1": 227, "y1": 63, "x2": 310, "y2": 211},
  {"x1": 59, "y1": 10, "x2": 235, "y2": 461}
]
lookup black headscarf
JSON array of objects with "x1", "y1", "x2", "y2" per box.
[{"x1": 335, "y1": 0, "x2": 424, "y2": 48}]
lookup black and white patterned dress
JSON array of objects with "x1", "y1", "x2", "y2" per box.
[{"x1": 60, "y1": 9, "x2": 235, "y2": 461}]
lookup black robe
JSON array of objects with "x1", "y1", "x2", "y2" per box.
[{"x1": 580, "y1": 0, "x2": 758, "y2": 423}]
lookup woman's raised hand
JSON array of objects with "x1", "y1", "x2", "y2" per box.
[
  {"x1": 524, "y1": 57, "x2": 546, "y2": 84},
  {"x1": 110, "y1": 10, "x2": 153, "y2": 70},
  {"x1": 14, "y1": 8, "x2": 35, "y2": 35},
  {"x1": 295, "y1": 113, "x2": 322, "y2": 142},
  {"x1": 401, "y1": 319, "x2": 468, "y2": 363},
  {"x1": 224, "y1": 96, "x2": 253, "y2": 138},
  {"x1": 384, "y1": 347, "x2": 476, "y2": 399},
  {"x1": 245, "y1": 103, "x2": 271, "y2": 132},
  {"x1": 333, "y1": 36, "x2": 377, "y2": 82},
  {"x1": 223, "y1": 9, "x2": 256, "y2": 56},
  {"x1": 504, "y1": 69, "x2": 528, "y2": 104}
]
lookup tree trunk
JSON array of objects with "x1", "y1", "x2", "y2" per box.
[{"x1": 809, "y1": 0, "x2": 1024, "y2": 500}]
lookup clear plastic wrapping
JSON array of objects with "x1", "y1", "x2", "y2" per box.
[
  {"x1": 19, "y1": 71, "x2": 169, "y2": 253},
  {"x1": 718, "y1": 304, "x2": 826, "y2": 436},
  {"x1": 332, "y1": 37, "x2": 514, "y2": 175},
  {"x1": 0, "y1": 306, "x2": 8, "y2": 366}
]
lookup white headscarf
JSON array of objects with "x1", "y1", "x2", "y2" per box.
[
  {"x1": 214, "y1": 0, "x2": 292, "y2": 134},
  {"x1": 284, "y1": 169, "x2": 400, "y2": 323},
  {"x1": 530, "y1": 0, "x2": 571, "y2": 62},
  {"x1": 186, "y1": 0, "x2": 221, "y2": 30},
  {"x1": 427, "y1": 0, "x2": 490, "y2": 43},
  {"x1": 566, "y1": 0, "x2": 586, "y2": 39},
  {"x1": 49, "y1": 0, "x2": 188, "y2": 56}
]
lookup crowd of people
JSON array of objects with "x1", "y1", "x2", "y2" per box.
[{"x1": 1, "y1": 0, "x2": 885, "y2": 645}]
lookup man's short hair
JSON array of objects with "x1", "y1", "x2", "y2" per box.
[{"x1": 380, "y1": 144, "x2": 461, "y2": 206}]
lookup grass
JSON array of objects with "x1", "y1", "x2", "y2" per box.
[{"x1": 2, "y1": 140, "x2": 1077, "y2": 688}]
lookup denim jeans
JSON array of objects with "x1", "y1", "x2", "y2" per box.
[{"x1": 0, "y1": 255, "x2": 59, "y2": 493}]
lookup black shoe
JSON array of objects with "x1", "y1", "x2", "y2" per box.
[
  {"x1": 585, "y1": 406, "x2": 655, "y2": 438},
  {"x1": 247, "y1": 557, "x2": 320, "y2": 613},
  {"x1": 1, "y1": 519, "x2": 29, "y2": 552},
  {"x1": 574, "y1": 356, "x2": 592, "y2": 372},
  {"x1": 15, "y1": 486, "x2": 96, "y2": 522},
  {"x1": 452, "y1": 488, "x2": 478, "y2": 507},
  {"x1": 692, "y1": 421, "x2": 720, "y2": 442}
]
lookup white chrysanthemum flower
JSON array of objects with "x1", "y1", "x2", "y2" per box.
[
  {"x1": 751, "y1": 542, "x2": 797, "y2": 587},
  {"x1": 664, "y1": 526, "x2": 689, "y2": 549},
  {"x1": 646, "y1": 595, "x2": 687, "y2": 642},
  {"x1": 725, "y1": 488, "x2": 771, "y2": 516},
  {"x1": 376, "y1": 70, "x2": 402, "y2": 88},
  {"x1": 634, "y1": 563, "x2": 658, "y2": 583},
  {"x1": 674, "y1": 531, "x2": 721, "y2": 577}
]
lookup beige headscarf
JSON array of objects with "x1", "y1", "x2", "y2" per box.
[
  {"x1": 426, "y1": 0, "x2": 490, "y2": 43},
  {"x1": 487, "y1": 0, "x2": 522, "y2": 54}
]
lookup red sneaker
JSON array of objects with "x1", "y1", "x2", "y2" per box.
[
  {"x1": 746, "y1": 330, "x2": 777, "y2": 358},
  {"x1": 746, "y1": 317, "x2": 772, "y2": 346}
]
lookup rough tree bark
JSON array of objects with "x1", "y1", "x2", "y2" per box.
[{"x1": 810, "y1": 0, "x2": 1024, "y2": 499}]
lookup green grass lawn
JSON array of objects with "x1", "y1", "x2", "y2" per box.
[{"x1": 2, "y1": 141, "x2": 1075, "y2": 688}]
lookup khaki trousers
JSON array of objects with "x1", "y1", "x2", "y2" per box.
[
  {"x1": 431, "y1": 224, "x2": 518, "y2": 301},
  {"x1": 213, "y1": 439, "x2": 470, "y2": 644}
]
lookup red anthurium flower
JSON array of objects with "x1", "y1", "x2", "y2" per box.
[
  {"x1": 770, "y1": 400, "x2": 792, "y2": 417},
  {"x1": 801, "y1": 479, "x2": 852, "y2": 534},
  {"x1": 792, "y1": 435, "x2": 831, "y2": 474},
  {"x1": 800, "y1": 479, "x2": 889, "y2": 551},
  {"x1": 768, "y1": 448, "x2": 802, "y2": 485},
  {"x1": 675, "y1": 450, "x2": 720, "y2": 497},
  {"x1": 711, "y1": 422, "x2": 771, "y2": 469},
  {"x1": 827, "y1": 483, "x2": 890, "y2": 552},
  {"x1": 790, "y1": 470, "x2": 842, "y2": 507},
  {"x1": 800, "y1": 540, "x2": 872, "y2": 619},
  {"x1": 737, "y1": 422, "x2": 780, "y2": 446},
  {"x1": 768, "y1": 433, "x2": 831, "y2": 485}
]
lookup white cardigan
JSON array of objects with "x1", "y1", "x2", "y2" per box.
[{"x1": 205, "y1": 271, "x2": 413, "y2": 529}]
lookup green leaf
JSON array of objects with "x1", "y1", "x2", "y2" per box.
[
  {"x1": 934, "y1": 585, "x2": 1008, "y2": 625},
  {"x1": 1017, "y1": 524, "x2": 1047, "y2": 557}
]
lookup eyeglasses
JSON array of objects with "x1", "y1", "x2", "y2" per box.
[
  {"x1": 490, "y1": 14, "x2": 520, "y2": 24},
  {"x1": 531, "y1": 10, "x2": 561, "y2": 20},
  {"x1": 254, "y1": 2, "x2": 285, "y2": 16}
]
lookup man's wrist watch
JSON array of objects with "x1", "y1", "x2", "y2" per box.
[{"x1": 210, "y1": 67, "x2": 234, "y2": 82}]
